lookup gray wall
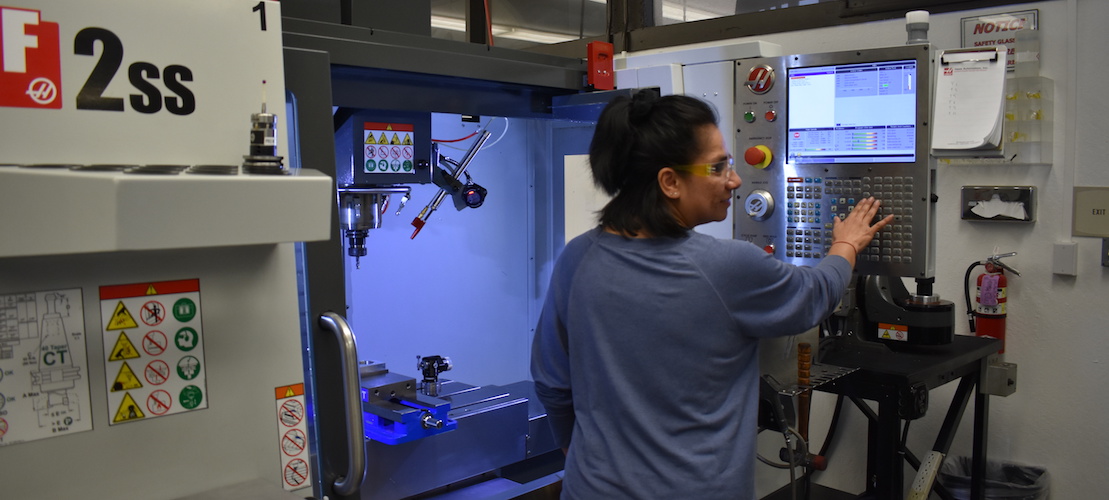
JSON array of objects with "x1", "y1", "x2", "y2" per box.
[{"x1": 740, "y1": 1, "x2": 1108, "y2": 498}]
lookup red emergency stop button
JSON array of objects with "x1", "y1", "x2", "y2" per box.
[
  {"x1": 763, "y1": 244, "x2": 775, "y2": 255},
  {"x1": 764, "y1": 110, "x2": 777, "y2": 122},
  {"x1": 744, "y1": 145, "x2": 772, "y2": 169}
]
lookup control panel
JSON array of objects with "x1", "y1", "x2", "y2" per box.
[{"x1": 732, "y1": 45, "x2": 936, "y2": 279}]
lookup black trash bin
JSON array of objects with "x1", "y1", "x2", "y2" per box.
[{"x1": 936, "y1": 456, "x2": 1049, "y2": 500}]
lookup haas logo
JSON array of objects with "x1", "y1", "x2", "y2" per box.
[{"x1": 1, "y1": 6, "x2": 62, "y2": 109}]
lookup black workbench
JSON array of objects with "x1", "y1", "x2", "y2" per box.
[{"x1": 763, "y1": 335, "x2": 1002, "y2": 500}]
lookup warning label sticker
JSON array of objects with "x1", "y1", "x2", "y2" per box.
[
  {"x1": 113, "y1": 392, "x2": 145, "y2": 423},
  {"x1": 106, "y1": 301, "x2": 139, "y2": 330},
  {"x1": 111, "y1": 361, "x2": 143, "y2": 391},
  {"x1": 362, "y1": 122, "x2": 414, "y2": 175},
  {"x1": 878, "y1": 323, "x2": 909, "y2": 342},
  {"x1": 108, "y1": 331, "x2": 141, "y2": 361},
  {"x1": 275, "y1": 383, "x2": 311, "y2": 491},
  {"x1": 100, "y1": 279, "x2": 207, "y2": 425}
]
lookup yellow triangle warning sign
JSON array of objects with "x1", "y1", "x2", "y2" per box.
[
  {"x1": 108, "y1": 332, "x2": 141, "y2": 361},
  {"x1": 146, "y1": 284, "x2": 157, "y2": 295},
  {"x1": 285, "y1": 387, "x2": 295, "y2": 398},
  {"x1": 377, "y1": 133, "x2": 388, "y2": 144},
  {"x1": 106, "y1": 301, "x2": 139, "y2": 330},
  {"x1": 386, "y1": 124, "x2": 394, "y2": 131},
  {"x1": 365, "y1": 134, "x2": 377, "y2": 145},
  {"x1": 111, "y1": 361, "x2": 143, "y2": 391},
  {"x1": 402, "y1": 134, "x2": 413, "y2": 145},
  {"x1": 113, "y1": 392, "x2": 145, "y2": 423},
  {"x1": 390, "y1": 133, "x2": 401, "y2": 145}
]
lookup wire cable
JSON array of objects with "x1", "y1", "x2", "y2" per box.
[
  {"x1": 963, "y1": 261, "x2": 982, "y2": 333},
  {"x1": 484, "y1": 0, "x2": 494, "y2": 47},
  {"x1": 432, "y1": 131, "x2": 480, "y2": 143},
  {"x1": 479, "y1": 117, "x2": 510, "y2": 151}
]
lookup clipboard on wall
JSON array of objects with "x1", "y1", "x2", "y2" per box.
[{"x1": 931, "y1": 46, "x2": 1008, "y2": 157}]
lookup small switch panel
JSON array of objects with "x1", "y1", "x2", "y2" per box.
[{"x1": 1052, "y1": 241, "x2": 1078, "y2": 276}]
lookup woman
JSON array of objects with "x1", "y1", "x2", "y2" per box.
[{"x1": 530, "y1": 89, "x2": 891, "y2": 499}]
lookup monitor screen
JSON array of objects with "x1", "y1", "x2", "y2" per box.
[{"x1": 786, "y1": 59, "x2": 917, "y2": 164}]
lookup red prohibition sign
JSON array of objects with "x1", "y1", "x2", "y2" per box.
[
  {"x1": 284, "y1": 458, "x2": 309, "y2": 487},
  {"x1": 377, "y1": 145, "x2": 389, "y2": 158},
  {"x1": 145, "y1": 359, "x2": 170, "y2": 385},
  {"x1": 390, "y1": 146, "x2": 401, "y2": 159},
  {"x1": 143, "y1": 330, "x2": 167, "y2": 356},
  {"x1": 402, "y1": 147, "x2": 412, "y2": 159},
  {"x1": 282, "y1": 428, "x2": 307, "y2": 457},
  {"x1": 365, "y1": 145, "x2": 376, "y2": 158},
  {"x1": 147, "y1": 390, "x2": 172, "y2": 415},
  {"x1": 140, "y1": 300, "x2": 166, "y2": 326},
  {"x1": 280, "y1": 399, "x2": 304, "y2": 427}
]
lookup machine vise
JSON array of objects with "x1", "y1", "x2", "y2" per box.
[{"x1": 359, "y1": 361, "x2": 457, "y2": 445}]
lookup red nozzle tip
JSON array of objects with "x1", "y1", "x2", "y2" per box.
[{"x1": 410, "y1": 217, "x2": 426, "y2": 239}]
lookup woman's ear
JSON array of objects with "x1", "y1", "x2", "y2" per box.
[{"x1": 658, "y1": 167, "x2": 681, "y2": 199}]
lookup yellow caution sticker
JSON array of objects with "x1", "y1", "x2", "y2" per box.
[
  {"x1": 108, "y1": 332, "x2": 141, "y2": 361},
  {"x1": 877, "y1": 323, "x2": 909, "y2": 342},
  {"x1": 377, "y1": 133, "x2": 388, "y2": 144},
  {"x1": 402, "y1": 133, "x2": 412, "y2": 146},
  {"x1": 113, "y1": 392, "x2": 145, "y2": 423},
  {"x1": 111, "y1": 361, "x2": 143, "y2": 391},
  {"x1": 106, "y1": 301, "x2": 139, "y2": 330},
  {"x1": 145, "y1": 284, "x2": 158, "y2": 295},
  {"x1": 390, "y1": 133, "x2": 401, "y2": 145},
  {"x1": 365, "y1": 134, "x2": 377, "y2": 144}
]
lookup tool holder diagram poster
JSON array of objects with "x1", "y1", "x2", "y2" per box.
[{"x1": 0, "y1": 288, "x2": 92, "y2": 446}]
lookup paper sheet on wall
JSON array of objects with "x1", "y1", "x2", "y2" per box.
[{"x1": 932, "y1": 47, "x2": 1008, "y2": 157}]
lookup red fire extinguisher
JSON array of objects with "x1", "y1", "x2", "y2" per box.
[
  {"x1": 965, "y1": 252, "x2": 1020, "y2": 353},
  {"x1": 975, "y1": 262, "x2": 1008, "y2": 352}
]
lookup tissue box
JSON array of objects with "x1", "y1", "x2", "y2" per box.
[{"x1": 961, "y1": 186, "x2": 1036, "y2": 222}]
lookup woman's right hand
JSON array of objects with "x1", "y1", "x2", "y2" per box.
[{"x1": 829, "y1": 197, "x2": 893, "y2": 264}]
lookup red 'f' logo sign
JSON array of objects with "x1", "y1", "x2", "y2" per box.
[{"x1": 1, "y1": 6, "x2": 62, "y2": 109}]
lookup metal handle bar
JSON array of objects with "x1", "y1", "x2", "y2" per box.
[{"x1": 318, "y1": 312, "x2": 366, "y2": 496}]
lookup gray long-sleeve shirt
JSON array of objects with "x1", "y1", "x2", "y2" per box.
[{"x1": 531, "y1": 227, "x2": 851, "y2": 500}]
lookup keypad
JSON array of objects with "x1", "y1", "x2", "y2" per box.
[{"x1": 787, "y1": 176, "x2": 914, "y2": 264}]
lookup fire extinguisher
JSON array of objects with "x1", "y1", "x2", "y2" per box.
[{"x1": 964, "y1": 252, "x2": 1021, "y2": 353}]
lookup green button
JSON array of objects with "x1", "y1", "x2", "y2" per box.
[{"x1": 744, "y1": 111, "x2": 756, "y2": 123}]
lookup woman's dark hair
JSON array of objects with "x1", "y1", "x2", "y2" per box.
[{"x1": 589, "y1": 88, "x2": 718, "y2": 238}]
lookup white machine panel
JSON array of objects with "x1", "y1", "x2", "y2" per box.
[{"x1": 0, "y1": 1, "x2": 328, "y2": 498}]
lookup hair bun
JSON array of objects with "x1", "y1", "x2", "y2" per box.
[{"x1": 628, "y1": 89, "x2": 660, "y2": 125}]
